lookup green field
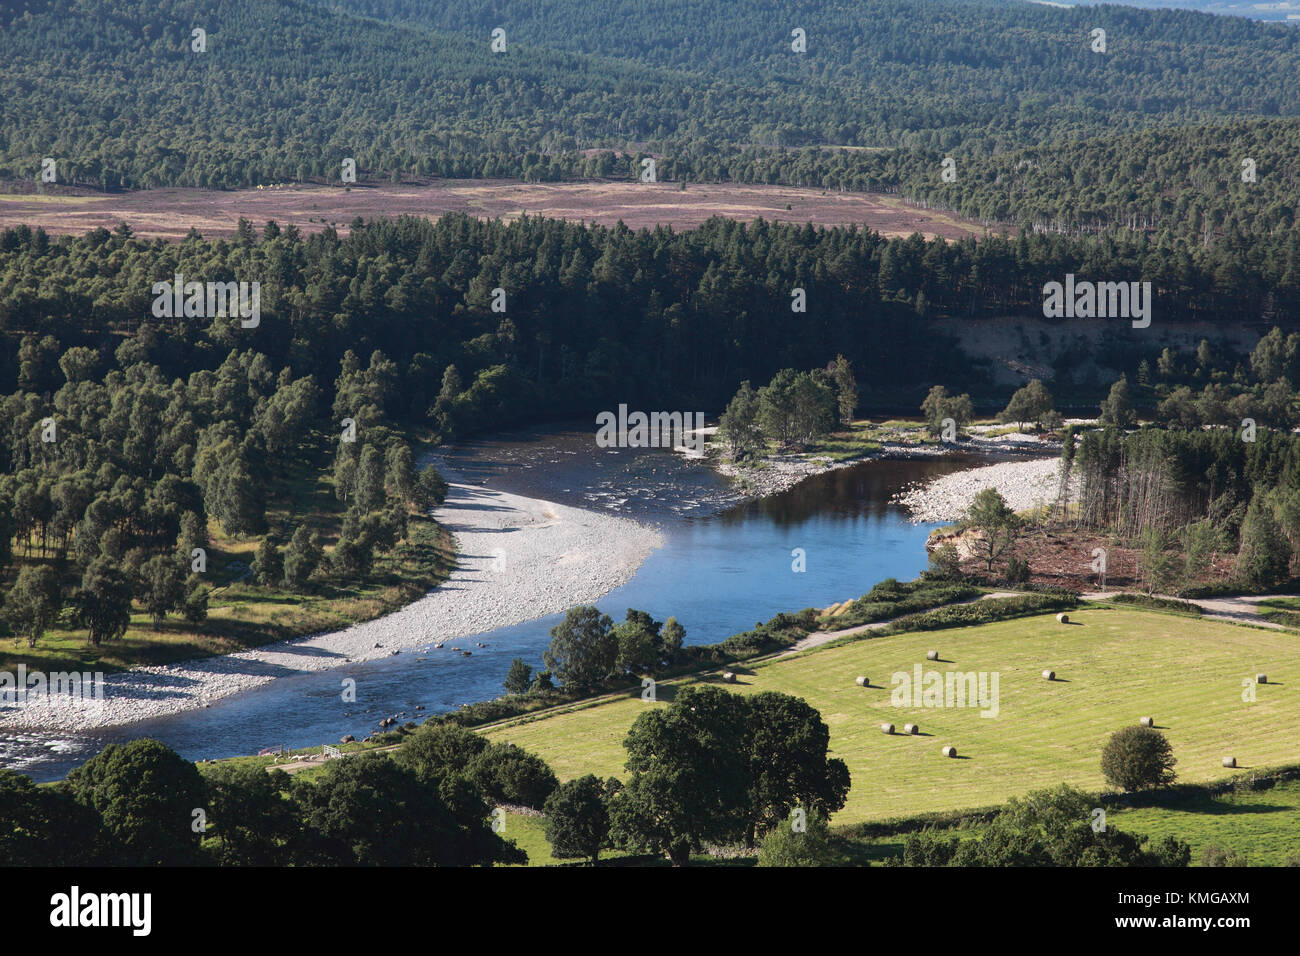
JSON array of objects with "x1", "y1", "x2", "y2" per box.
[
  {"x1": 825, "y1": 777, "x2": 1300, "y2": 867},
  {"x1": 501, "y1": 813, "x2": 561, "y2": 866},
  {"x1": 1256, "y1": 597, "x2": 1300, "y2": 629},
  {"x1": 1109, "y1": 780, "x2": 1300, "y2": 867},
  {"x1": 485, "y1": 608, "x2": 1299, "y2": 825}
]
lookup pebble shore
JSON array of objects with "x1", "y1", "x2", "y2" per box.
[
  {"x1": 893, "y1": 456, "x2": 1070, "y2": 524},
  {"x1": 714, "y1": 429, "x2": 1057, "y2": 502},
  {"x1": 0, "y1": 468, "x2": 663, "y2": 733}
]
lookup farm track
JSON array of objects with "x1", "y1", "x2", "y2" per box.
[{"x1": 1081, "y1": 592, "x2": 1292, "y2": 630}]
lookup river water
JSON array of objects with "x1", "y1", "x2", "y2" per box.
[{"x1": 3, "y1": 427, "x2": 992, "y2": 781}]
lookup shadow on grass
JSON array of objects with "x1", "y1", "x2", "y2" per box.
[{"x1": 1125, "y1": 795, "x2": 1293, "y2": 818}]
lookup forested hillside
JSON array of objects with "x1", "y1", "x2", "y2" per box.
[
  {"x1": 325, "y1": 0, "x2": 1300, "y2": 145},
  {"x1": 5, "y1": 0, "x2": 1300, "y2": 192},
  {"x1": 648, "y1": 117, "x2": 1300, "y2": 245},
  {"x1": 4, "y1": 212, "x2": 1300, "y2": 428}
]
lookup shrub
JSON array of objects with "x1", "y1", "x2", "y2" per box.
[
  {"x1": 1106, "y1": 593, "x2": 1201, "y2": 615},
  {"x1": 182, "y1": 576, "x2": 209, "y2": 623},
  {"x1": 1200, "y1": 844, "x2": 1247, "y2": 867},
  {"x1": 715, "y1": 609, "x2": 820, "y2": 656},
  {"x1": 899, "y1": 785, "x2": 1186, "y2": 867},
  {"x1": 824, "y1": 580, "x2": 982, "y2": 631},
  {"x1": 1101, "y1": 725, "x2": 1177, "y2": 792},
  {"x1": 927, "y1": 542, "x2": 962, "y2": 578},
  {"x1": 757, "y1": 812, "x2": 841, "y2": 867},
  {"x1": 1005, "y1": 555, "x2": 1030, "y2": 584},
  {"x1": 874, "y1": 592, "x2": 1076, "y2": 635}
]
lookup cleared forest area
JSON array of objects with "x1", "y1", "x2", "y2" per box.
[{"x1": 0, "y1": 180, "x2": 988, "y2": 240}]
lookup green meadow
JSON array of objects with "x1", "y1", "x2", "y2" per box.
[
  {"x1": 1108, "y1": 780, "x2": 1300, "y2": 867},
  {"x1": 484, "y1": 607, "x2": 1299, "y2": 825}
]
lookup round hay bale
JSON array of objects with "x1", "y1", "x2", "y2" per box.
[
  {"x1": 942, "y1": 745, "x2": 957, "y2": 758},
  {"x1": 722, "y1": 671, "x2": 736, "y2": 683},
  {"x1": 904, "y1": 723, "x2": 919, "y2": 735},
  {"x1": 1222, "y1": 756, "x2": 1237, "y2": 768},
  {"x1": 1256, "y1": 673, "x2": 1267, "y2": 685},
  {"x1": 1139, "y1": 716, "x2": 1154, "y2": 728},
  {"x1": 880, "y1": 723, "x2": 895, "y2": 735},
  {"x1": 926, "y1": 649, "x2": 939, "y2": 661},
  {"x1": 1042, "y1": 669, "x2": 1055, "y2": 681},
  {"x1": 1056, "y1": 613, "x2": 1070, "y2": 624},
  {"x1": 855, "y1": 676, "x2": 869, "y2": 687}
]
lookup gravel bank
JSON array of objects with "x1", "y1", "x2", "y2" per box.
[
  {"x1": 713, "y1": 430, "x2": 1058, "y2": 502},
  {"x1": 893, "y1": 456, "x2": 1071, "y2": 524},
  {"x1": 0, "y1": 468, "x2": 663, "y2": 733}
]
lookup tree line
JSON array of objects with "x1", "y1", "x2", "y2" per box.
[
  {"x1": 0, "y1": 682, "x2": 849, "y2": 867},
  {"x1": 2, "y1": 689, "x2": 1206, "y2": 867},
  {"x1": 8, "y1": 216, "x2": 1300, "y2": 419}
]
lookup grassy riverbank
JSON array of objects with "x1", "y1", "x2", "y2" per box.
[{"x1": 268, "y1": 601, "x2": 1299, "y2": 866}]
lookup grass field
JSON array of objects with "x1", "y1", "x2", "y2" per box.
[
  {"x1": 1255, "y1": 597, "x2": 1300, "y2": 629},
  {"x1": 827, "y1": 777, "x2": 1300, "y2": 866},
  {"x1": 484, "y1": 607, "x2": 1299, "y2": 825},
  {"x1": 1108, "y1": 780, "x2": 1300, "y2": 867},
  {"x1": 800, "y1": 419, "x2": 933, "y2": 461}
]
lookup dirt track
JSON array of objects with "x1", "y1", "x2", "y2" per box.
[
  {"x1": 1082, "y1": 591, "x2": 1290, "y2": 630},
  {"x1": 0, "y1": 179, "x2": 989, "y2": 240}
]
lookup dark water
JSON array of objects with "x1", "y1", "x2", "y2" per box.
[{"x1": 3, "y1": 430, "x2": 990, "y2": 781}]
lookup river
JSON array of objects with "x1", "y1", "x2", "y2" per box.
[{"x1": 2, "y1": 427, "x2": 995, "y2": 781}]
